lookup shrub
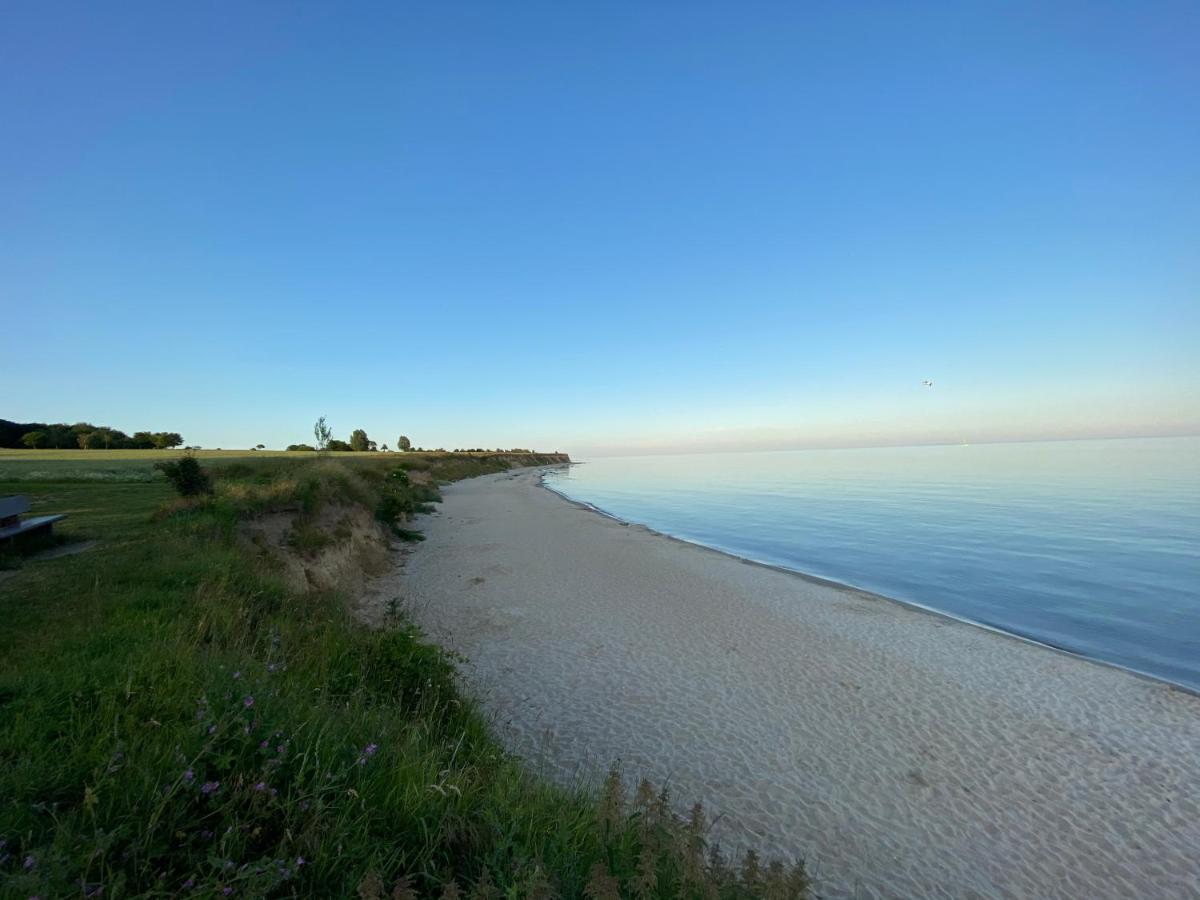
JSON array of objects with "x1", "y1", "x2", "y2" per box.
[
  {"x1": 286, "y1": 444, "x2": 316, "y2": 451},
  {"x1": 154, "y1": 453, "x2": 213, "y2": 496}
]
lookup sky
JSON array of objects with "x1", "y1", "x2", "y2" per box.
[{"x1": 2, "y1": 1, "x2": 1197, "y2": 456}]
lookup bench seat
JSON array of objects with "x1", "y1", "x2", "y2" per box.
[{"x1": 0, "y1": 514, "x2": 66, "y2": 541}]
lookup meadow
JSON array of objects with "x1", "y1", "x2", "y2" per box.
[
  {"x1": 0, "y1": 452, "x2": 805, "y2": 898},
  {"x1": 0, "y1": 449, "x2": 563, "y2": 484}
]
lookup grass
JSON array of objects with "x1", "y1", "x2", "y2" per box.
[
  {"x1": 0, "y1": 455, "x2": 807, "y2": 899},
  {"x1": 0, "y1": 449, "x2": 570, "y2": 486}
]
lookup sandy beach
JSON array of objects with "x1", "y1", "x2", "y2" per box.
[{"x1": 362, "y1": 467, "x2": 1200, "y2": 899}]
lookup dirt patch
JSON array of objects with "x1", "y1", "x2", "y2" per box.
[{"x1": 241, "y1": 503, "x2": 392, "y2": 595}]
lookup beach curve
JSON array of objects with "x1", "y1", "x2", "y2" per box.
[{"x1": 362, "y1": 467, "x2": 1200, "y2": 899}]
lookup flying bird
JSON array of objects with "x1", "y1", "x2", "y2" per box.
[{"x1": 922, "y1": 380, "x2": 934, "y2": 387}]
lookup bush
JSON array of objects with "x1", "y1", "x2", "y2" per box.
[
  {"x1": 286, "y1": 444, "x2": 316, "y2": 452},
  {"x1": 154, "y1": 453, "x2": 213, "y2": 496}
]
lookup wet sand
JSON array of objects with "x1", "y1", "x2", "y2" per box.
[{"x1": 362, "y1": 468, "x2": 1200, "y2": 899}]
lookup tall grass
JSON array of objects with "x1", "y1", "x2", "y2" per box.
[{"x1": 0, "y1": 459, "x2": 806, "y2": 898}]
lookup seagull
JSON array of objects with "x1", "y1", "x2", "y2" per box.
[{"x1": 922, "y1": 380, "x2": 934, "y2": 388}]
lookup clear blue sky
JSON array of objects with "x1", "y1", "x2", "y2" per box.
[{"x1": 3, "y1": 1, "x2": 1197, "y2": 455}]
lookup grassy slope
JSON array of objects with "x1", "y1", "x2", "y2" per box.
[{"x1": 0, "y1": 456, "x2": 807, "y2": 899}]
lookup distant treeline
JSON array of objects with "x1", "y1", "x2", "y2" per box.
[
  {"x1": 289, "y1": 422, "x2": 423, "y2": 453},
  {"x1": 0, "y1": 418, "x2": 184, "y2": 450}
]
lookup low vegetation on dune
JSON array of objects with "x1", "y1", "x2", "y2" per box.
[{"x1": 0, "y1": 453, "x2": 808, "y2": 898}]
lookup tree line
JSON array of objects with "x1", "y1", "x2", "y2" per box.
[
  {"x1": 285, "y1": 418, "x2": 414, "y2": 453},
  {"x1": 0, "y1": 419, "x2": 184, "y2": 450}
]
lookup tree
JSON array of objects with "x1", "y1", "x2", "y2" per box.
[
  {"x1": 78, "y1": 431, "x2": 105, "y2": 450},
  {"x1": 21, "y1": 431, "x2": 48, "y2": 449},
  {"x1": 151, "y1": 432, "x2": 183, "y2": 450},
  {"x1": 380, "y1": 443, "x2": 389, "y2": 452},
  {"x1": 45, "y1": 425, "x2": 76, "y2": 448},
  {"x1": 326, "y1": 439, "x2": 352, "y2": 452},
  {"x1": 93, "y1": 427, "x2": 121, "y2": 449},
  {"x1": 255, "y1": 444, "x2": 265, "y2": 450},
  {"x1": 286, "y1": 443, "x2": 316, "y2": 451},
  {"x1": 397, "y1": 435, "x2": 412, "y2": 452},
  {"x1": 131, "y1": 431, "x2": 155, "y2": 449},
  {"x1": 313, "y1": 416, "x2": 332, "y2": 452},
  {"x1": 349, "y1": 428, "x2": 370, "y2": 452}
]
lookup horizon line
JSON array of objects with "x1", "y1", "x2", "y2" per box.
[{"x1": 576, "y1": 430, "x2": 1200, "y2": 459}]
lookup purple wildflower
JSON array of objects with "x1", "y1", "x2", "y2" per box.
[
  {"x1": 201, "y1": 781, "x2": 220, "y2": 796},
  {"x1": 365, "y1": 743, "x2": 378, "y2": 757},
  {"x1": 254, "y1": 782, "x2": 266, "y2": 792},
  {"x1": 208, "y1": 725, "x2": 217, "y2": 735},
  {"x1": 267, "y1": 663, "x2": 277, "y2": 673},
  {"x1": 222, "y1": 888, "x2": 233, "y2": 897},
  {"x1": 183, "y1": 768, "x2": 195, "y2": 783},
  {"x1": 183, "y1": 878, "x2": 195, "y2": 889},
  {"x1": 24, "y1": 855, "x2": 35, "y2": 869},
  {"x1": 243, "y1": 696, "x2": 254, "y2": 709},
  {"x1": 296, "y1": 857, "x2": 306, "y2": 867},
  {"x1": 259, "y1": 740, "x2": 269, "y2": 750},
  {"x1": 233, "y1": 671, "x2": 241, "y2": 680}
]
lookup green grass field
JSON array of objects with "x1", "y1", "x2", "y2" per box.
[
  {"x1": 0, "y1": 449, "x2": 566, "y2": 485},
  {"x1": 0, "y1": 449, "x2": 525, "y2": 461},
  {"x1": 0, "y1": 454, "x2": 806, "y2": 898}
]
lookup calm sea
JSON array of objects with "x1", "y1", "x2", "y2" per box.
[{"x1": 543, "y1": 437, "x2": 1200, "y2": 690}]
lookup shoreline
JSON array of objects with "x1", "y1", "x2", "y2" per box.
[
  {"x1": 376, "y1": 467, "x2": 1200, "y2": 899},
  {"x1": 537, "y1": 469, "x2": 1200, "y2": 698}
]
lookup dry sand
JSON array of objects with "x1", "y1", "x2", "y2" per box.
[{"x1": 361, "y1": 468, "x2": 1200, "y2": 899}]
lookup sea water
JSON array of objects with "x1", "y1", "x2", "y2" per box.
[{"x1": 543, "y1": 436, "x2": 1200, "y2": 690}]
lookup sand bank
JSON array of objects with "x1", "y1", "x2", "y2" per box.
[{"x1": 361, "y1": 468, "x2": 1200, "y2": 899}]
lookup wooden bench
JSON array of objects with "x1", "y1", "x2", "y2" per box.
[{"x1": 0, "y1": 495, "x2": 66, "y2": 543}]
